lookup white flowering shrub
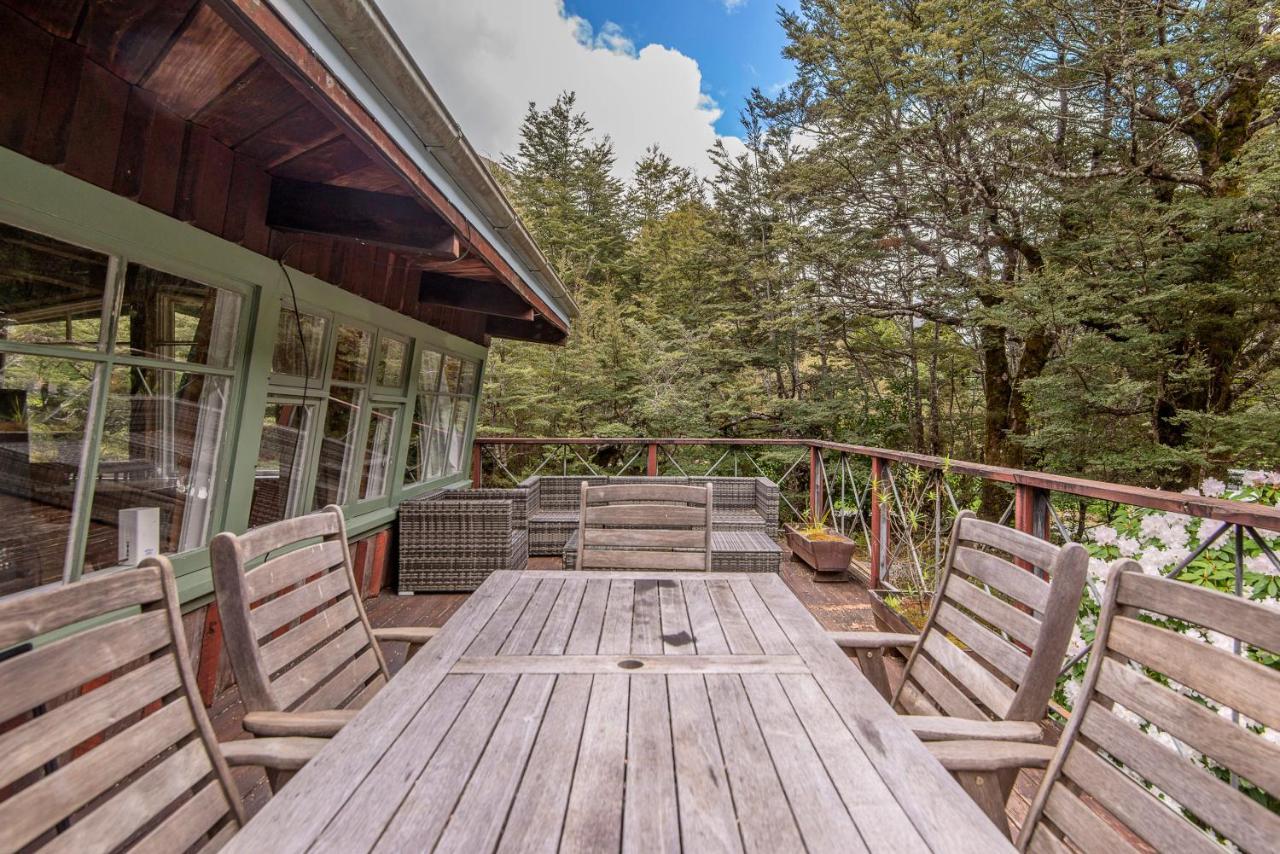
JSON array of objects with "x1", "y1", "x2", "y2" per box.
[{"x1": 1059, "y1": 471, "x2": 1280, "y2": 822}]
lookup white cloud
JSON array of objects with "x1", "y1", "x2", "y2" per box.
[
  {"x1": 375, "y1": 0, "x2": 745, "y2": 178},
  {"x1": 724, "y1": 0, "x2": 748, "y2": 11}
]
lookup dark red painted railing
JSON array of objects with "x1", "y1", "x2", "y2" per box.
[{"x1": 472, "y1": 436, "x2": 1280, "y2": 590}]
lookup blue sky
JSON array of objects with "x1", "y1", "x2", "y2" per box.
[
  {"x1": 563, "y1": 0, "x2": 799, "y2": 137},
  {"x1": 380, "y1": 0, "x2": 798, "y2": 176}
]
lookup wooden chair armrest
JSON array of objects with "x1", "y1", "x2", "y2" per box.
[
  {"x1": 902, "y1": 716, "x2": 1044, "y2": 743},
  {"x1": 220, "y1": 737, "x2": 327, "y2": 771},
  {"x1": 241, "y1": 709, "x2": 356, "y2": 738},
  {"x1": 828, "y1": 630, "x2": 918, "y2": 650},
  {"x1": 926, "y1": 740, "x2": 1057, "y2": 772},
  {"x1": 372, "y1": 626, "x2": 439, "y2": 646}
]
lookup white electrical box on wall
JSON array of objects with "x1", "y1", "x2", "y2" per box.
[{"x1": 118, "y1": 507, "x2": 160, "y2": 566}]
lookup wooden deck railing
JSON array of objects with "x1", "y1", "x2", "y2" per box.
[
  {"x1": 473, "y1": 436, "x2": 1280, "y2": 677},
  {"x1": 475, "y1": 436, "x2": 1280, "y2": 560}
]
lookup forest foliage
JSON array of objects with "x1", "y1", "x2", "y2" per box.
[{"x1": 480, "y1": 0, "x2": 1280, "y2": 490}]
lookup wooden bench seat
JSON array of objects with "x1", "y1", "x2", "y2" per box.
[{"x1": 563, "y1": 528, "x2": 782, "y2": 572}]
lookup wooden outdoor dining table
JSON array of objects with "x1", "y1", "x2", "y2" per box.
[{"x1": 225, "y1": 569, "x2": 1015, "y2": 853}]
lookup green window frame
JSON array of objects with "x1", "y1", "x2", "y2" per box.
[
  {"x1": 0, "y1": 219, "x2": 251, "y2": 588},
  {"x1": 403, "y1": 347, "x2": 482, "y2": 488},
  {"x1": 1, "y1": 148, "x2": 490, "y2": 604}
]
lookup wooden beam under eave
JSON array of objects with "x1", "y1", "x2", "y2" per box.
[
  {"x1": 419, "y1": 272, "x2": 535, "y2": 321},
  {"x1": 266, "y1": 177, "x2": 458, "y2": 257},
  {"x1": 485, "y1": 314, "x2": 567, "y2": 344}
]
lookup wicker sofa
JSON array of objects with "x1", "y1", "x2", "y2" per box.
[
  {"x1": 397, "y1": 487, "x2": 531, "y2": 592},
  {"x1": 521, "y1": 475, "x2": 780, "y2": 556}
]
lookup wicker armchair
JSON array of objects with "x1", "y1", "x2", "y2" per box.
[{"x1": 398, "y1": 487, "x2": 530, "y2": 592}]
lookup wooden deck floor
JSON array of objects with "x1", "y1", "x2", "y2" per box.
[{"x1": 211, "y1": 552, "x2": 1041, "y2": 837}]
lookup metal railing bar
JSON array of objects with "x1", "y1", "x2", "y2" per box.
[
  {"x1": 483, "y1": 445, "x2": 521, "y2": 486},
  {"x1": 615, "y1": 447, "x2": 644, "y2": 476},
  {"x1": 704, "y1": 447, "x2": 733, "y2": 477},
  {"x1": 661, "y1": 444, "x2": 689, "y2": 478},
  {"x1": 934, "y1": 471, "x2": 943, "y2": 572},
  {"x1": 1059, "y1": 520, "x2": 1236, "y2": 676},
  {"x1": 525, "y1": 446, "x2": 559, "y2": 479},
  {"x1": 474, "y1": 437, "x2": 1280, "y2": 532},
  {"x1": 820, "y1": 451, "x2": 836, "y2": 522},
  {"x1": 1046, "y1": 500, "x2": 1074, "y2": 543},
  {"x1": 942, "y1": 478, "x2": 964, "y2": 517},
  {"x1": 885, "y1": 465, "x2": 928, "y2": 590},
  {"x1": 998, "y1": 498, "x2": 1015, "y2": 527},
  {"x1": 745, "y1": 451, "x2": 771, "y2": 480},
  {"x1": 1244, "y1": 526, "x2": 1280, "y2": 573},
  {"x1": 569, "y1": 446, "x2": 601, "y2": 476}
]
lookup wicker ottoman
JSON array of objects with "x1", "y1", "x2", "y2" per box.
[
  {"x1": 563, "y1": 529, "x2": 782, "y2": 573},
  {"x1": 398, "y1": 489, "x2": 530, "y2": 592}
]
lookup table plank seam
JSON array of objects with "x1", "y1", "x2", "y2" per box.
[
  {"x1": 681, "y1": 673, "x2": 750, "y2": 853},
  {"x1": 725, "y1": 578, "x2": 772, "y2": 655},
  {"x1": 751, "y1": 574, "x2": 934, "y2": 838},
  {"x1": 706, "y1": 672, "x2": 808, "y2": 851},
  {"x1": 464, "y1": 575, "x2": 539, "y2": 657},
  {"x1": 740, "y1": 671, "x2": 867, "y2": 853},
  {"x1": 499, "y1": 577, "x2": 565, "y2": 656},
  {"x1": 748, "y1": 574, "x2": 1014, "y2": 852},
  {"x1": 308, "y1": 673, "x2": 485, "y2": 853},
  {"x1": 764, "y1": 671, "x2": 873, "y2": 852},
  {"x1": 532, "y1": 578, "x2": 588, "y2": 655},
  {"x1": 369, "y1": 673, "x2": 524, "y2": 851}
]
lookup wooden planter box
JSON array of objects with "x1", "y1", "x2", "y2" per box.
[
  {"x1": 868, "y1": 588, "x2": 931, "y2": 635},
  {"x1": 784, "y1": 523, "x2": 856, "y2": 581}
]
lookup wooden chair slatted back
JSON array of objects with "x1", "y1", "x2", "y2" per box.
[
  {"x1": 577, "y1": 482, "x2": 713, "y2": 571},
  {"x1": 1019, "y1": 562, "x2": 1280, "y2": 853},
  {"x1": 894, "y1": 511, "x2": 1089, "y2": 723},
  {"x1": 210, "y1": 505, "x2": 389, "y2": 715},
  {"x1": 0, "y1": 562, "x2": 243, "y2": 852}
]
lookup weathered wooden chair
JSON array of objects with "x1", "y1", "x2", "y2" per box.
[
  {"x1": 208, "y1": 505, "x2": 436, "y2": 752},
  {"x1": 575, "y1": 481, "x2": 714, "y2": 570},
  {"x1": 0, "y1": 560, "x2": 319, "y2": 852},
  {"x1": 974, "y1": 560, "x2": 1280, "y2": 851},
  {"x1": 832, "y1": 510, "x2": 1088, "y2": 831}
]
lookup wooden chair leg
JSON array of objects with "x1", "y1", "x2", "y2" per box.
[
  {"x1": 266, "y1": 768, "x2": 296, "y2": 793},
  {"x1": 856, "y1": 648, "x2": 892, "y2": 701},
  {"x1": 955, "y1": 771, "x2": 1010, "y2": 839}
]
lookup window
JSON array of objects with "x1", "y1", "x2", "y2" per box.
[
  {"x1": 359, "y1": 405, "x2": 399, "y2": 499},
  {"x1": 271, "y1": 304, "x2": 326, "y2": 380},
  {"x1": 0, "y1": 353, "x2": 94, "y2": 593},
  {"x1": 255, "y1": 314, "x2": 414, "y2": 515},
  {"x1": 249, "y1": 301, "x2": 329, "y2": 525},
  {"x1": 403, "y1": 349, "x2": 479, "y2": 486},
  {"x1": 249, "y1": 401, "x2": 313, "y2": 528},
  {"x1": 0, "y1": 222, "x2": 109, "y2": 349},
  {"x1": 375, "y1": 335, "x2": 407, "y2": 388},
  {"x1": 0, "y1": 223, "x2": 243, "y2": 591},
  {"x1": 313, "y1": 385, "x2": 363, "y2": 508},
  {"x1": 331, "y1": 324, "x2": 370, "y2": 383},
  {"x1": 84, "y1": 366, "x2": 231, "y2": 573}
]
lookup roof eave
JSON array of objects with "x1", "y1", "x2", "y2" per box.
[{"x1": 265, "y1": 0, "x2": 577, "y2": 325}]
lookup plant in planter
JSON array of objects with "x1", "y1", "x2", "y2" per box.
[
  {"x1": 868, "y1": 587, "x2": 932, "y2": 635},
  {"x1": 784, "y1": 508, "x2": 856, "y2": 581}
]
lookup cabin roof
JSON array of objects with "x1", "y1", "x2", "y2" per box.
[
  {"x1": 0, "y1": 0, "x2": 573, "y2": 345},
  {"x1": 262, "y1": 0, "x2": 578, "y2": 329}
]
